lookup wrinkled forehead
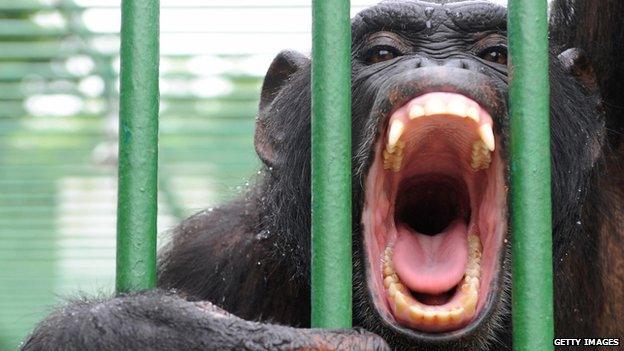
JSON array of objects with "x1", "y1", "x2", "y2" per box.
[{"x1": 352, "y1": 0, "x2": 507, "y2": 41}]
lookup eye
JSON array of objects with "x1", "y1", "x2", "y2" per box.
[
  {"x1": 365, "y1": 46, "x2": 400, "y2": 64},
  {"x1": 478, "y1": 45, "x2": 508, "y2": 65}
]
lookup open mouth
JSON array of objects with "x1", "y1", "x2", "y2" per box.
[{"x1": 362, "y1": 92, "x2": 507, "y2": 334}]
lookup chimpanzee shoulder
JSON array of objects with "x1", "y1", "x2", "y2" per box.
[{"x1": 158, "y1": 192, "x2": 310, "y2": 327}]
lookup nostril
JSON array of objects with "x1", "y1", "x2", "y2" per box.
[
  {"x1": 416, "y1": 57, "x2": 433, "y2": 68},
  {"x1": 441, "y1": 59, "x2": 470, "y2": 69}
]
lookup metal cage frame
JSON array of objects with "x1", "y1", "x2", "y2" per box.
[{"x1": 115, "y1": 1, "x2": 553, "y2": 349}]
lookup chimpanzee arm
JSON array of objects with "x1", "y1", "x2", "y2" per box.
[
  {"x1": 22, "y1": 202, "x2": 389, "y2": 350},
  {"x1": 21, "y1": 291, "x2": 389, "y2": 351}
]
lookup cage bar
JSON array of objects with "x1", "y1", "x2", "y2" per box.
[
  {"x1": 310, "y1": 0, "x2": 353, "y2": 328},
  {"x1": 508, "y1": 0, "x2": 554, "y2": 349},
  {"x1": 115, "y1": 0, "x2": 160, "y2": 294}
]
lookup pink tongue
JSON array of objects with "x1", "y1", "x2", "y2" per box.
[{"x1": 392, "y1": 219, "x2": 468, "y2": 294}]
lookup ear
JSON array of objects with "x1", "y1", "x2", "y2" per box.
[
  {"x1": 255, "y1": 50, "x2": 309, "y2": 167},
  {"x1": 557, "y1": 48, "x2": 598, "y2": 91},
  {"x1": 558, "y1": 48, "x2": 605, "y2": 166}
]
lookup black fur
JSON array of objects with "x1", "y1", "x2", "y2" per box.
[{"x1": 22, "y1": 1, "x2": 623, "y2": 350}]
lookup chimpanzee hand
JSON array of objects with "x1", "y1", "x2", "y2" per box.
[{"x1": 23, "y1": 291, "x2": 390, "y2": 351}]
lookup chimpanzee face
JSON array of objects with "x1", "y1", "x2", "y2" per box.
[
  {"x1": 257, "y1": 0, "x2": 604, "y2": 349},
  {"x1": 350, "y1": 0, "x2": 511, "y2": 348}
]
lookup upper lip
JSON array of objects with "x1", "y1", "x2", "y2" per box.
[{"x1": 371, "y1": 67, "x2": 508, "y2": 134}]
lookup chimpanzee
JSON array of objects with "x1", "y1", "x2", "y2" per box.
[{"x1": 22, "y1": 0, "x2": 623, "y2": 350}]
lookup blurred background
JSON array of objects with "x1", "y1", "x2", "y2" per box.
[{"x1": 0, "y1": 0, "x2": 507, "y2": 349}]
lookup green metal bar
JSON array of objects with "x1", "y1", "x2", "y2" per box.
[
  {"x1": 115, "y1": 0, "x2": 160, "y2": 294},
  {"x1": 311, "y1": 0, "x2": 352, "y2": 328},
  {"x1": 508, "y1": 0, "x2": 554, "y2": 350}
]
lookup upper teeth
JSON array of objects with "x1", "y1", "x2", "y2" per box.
[
  {"x1": 408, "y1": 104, "x2": 425, "y2": 119},
  {"x1": 424, "y1": 97, "x2": 447, "y2": 115},
  {"x1": 387, "y1": 120, "x2": 405, "y2": 152},
  {"x1": 478, "y1": 124, "x2": 495, "y2": 152},
  {"x1": 383, "y1": 93, "x2": 495, "y2": 172}
]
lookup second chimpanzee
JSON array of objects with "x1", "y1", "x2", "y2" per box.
[{"x1": 23, "y1": 0, "x2": 624, "y2": 350}]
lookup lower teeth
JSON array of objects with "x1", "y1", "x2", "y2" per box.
[{"x1": 383, "y1": 234, "x2": 482, "y2": 331}]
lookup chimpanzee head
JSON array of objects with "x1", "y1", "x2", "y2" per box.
[{"x1": 254, "y1": 0, "x2": 605, "y2": 349}]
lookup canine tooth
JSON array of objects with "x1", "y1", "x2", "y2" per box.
[
  {"x1": 408, "y1": 104, "x2": 426, "y2": 119},
  {"x1": 388, "y1": 120, "x2": 405, "y2": 151},
  {"x1": 424, "y1": 97, "x2": 446, "y2": 115},
  {"x1": 447, "y1": 99, "x2": 467, "y2": 117},
  {"x1": 466, "y1": 106, "x2": 480, "y2": 122},
  {"x1": 478, "y1": 124, "x2": 495, "y2": 151}
]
